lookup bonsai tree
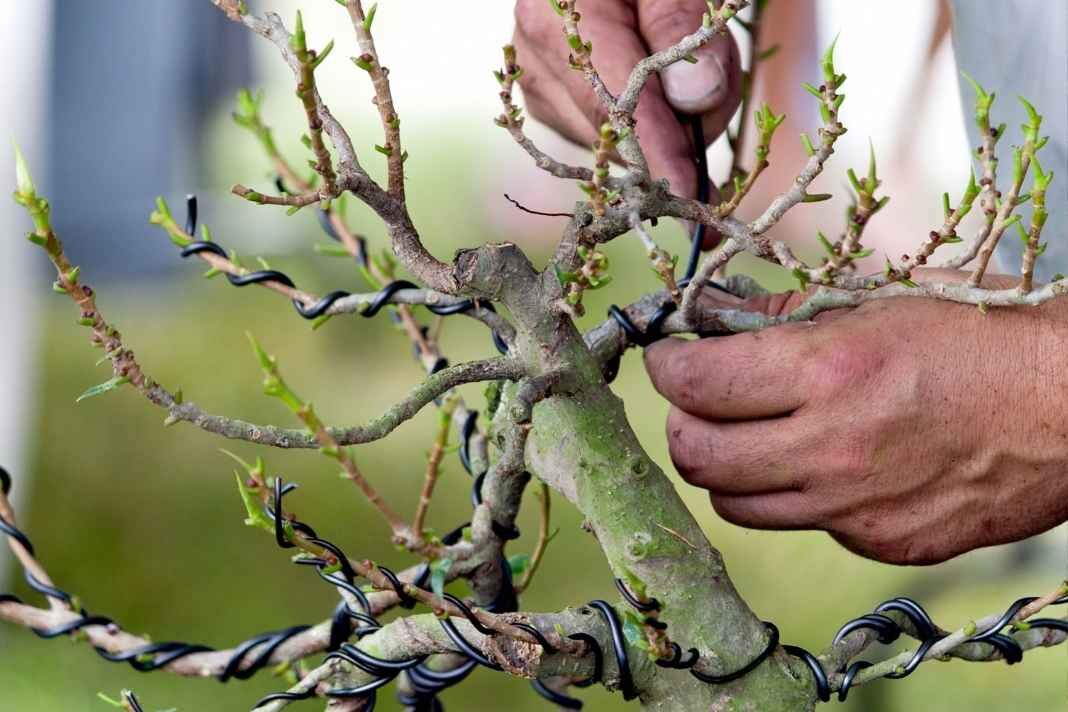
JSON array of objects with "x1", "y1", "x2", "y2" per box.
[{"x1": 4, "y1": 1, "x2": 1065, "y2": 710}]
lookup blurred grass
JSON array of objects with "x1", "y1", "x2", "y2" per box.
[{"x1": 2, "y1": 112, "x2": 1064, "y2": 710}]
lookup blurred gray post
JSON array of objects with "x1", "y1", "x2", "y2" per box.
[
  {"x1": 0, "y1": 2, "x2": 251, "y2": 582},
  {"x1": 48, "y1": 0, "x2": 252, "y2": 279},
  {"x1": 0, "y1": 4, "x2": 51, "y2": 525},
  {"x1": 950, "y1": 0, "x2": 1067, "y2": 281}
]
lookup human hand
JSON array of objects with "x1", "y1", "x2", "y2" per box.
[
  {"x1": 513, "y1": 0, "x2": 741, "y2": 198},
  {"x1": 643, "y1": 271, "x2": 1068, "y2": 564}
]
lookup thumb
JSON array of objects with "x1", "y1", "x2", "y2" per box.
[{"x1": 637, "y1": 0, "x2": 739, "y2": 115}]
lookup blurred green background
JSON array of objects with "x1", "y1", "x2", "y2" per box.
[{"x1": 2, "y1": 4, "x2": 1065, "y2": 711}]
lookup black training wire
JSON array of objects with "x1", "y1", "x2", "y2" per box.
[
  {"x1": 818, "y1": 595, "x2": 1068, "y2": 701},
  {"x1": 612, "y1": 552, "x2": 1067, "y2": 703},
  {"x1": 123, "y1": 691, "x2": 146, "y2": 712},
  {"x1": 603, "y1": 115, "x2": 735, "y2": 383},
  {"x1": 177, "y1": 196, "x2": 508, "y2": 353},
  {"x1": 0, "y1": 468, "x2": 327, "y2": 688},
  {"x1": 587, "y1": 600, "x2": 637, "y2": 700}
]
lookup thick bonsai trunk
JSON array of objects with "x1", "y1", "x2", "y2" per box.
[{"x1": 468, "y1": 248, "x2": 816, "y2": 709}]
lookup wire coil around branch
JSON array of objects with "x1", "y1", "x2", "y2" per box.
[
  {"x1": 178, "y1": 196, "x2": 508, "y2": 354},
  {"x1": 602, "y1": 116, "x2": 734, "y2": 383}
]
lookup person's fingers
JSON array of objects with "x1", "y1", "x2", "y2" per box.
[
  {"x1": 666, "y1": 407, "x2": 817, "y2": 495},
  {"x1": 710, "y1": 491, "x2": 830, "y2": 530},
  {"x1": 515, "y1": 0, "x2": 705, "y2": 199},
  {"x1": 644, "y1": 330, "x2": 814, "y2": 420},
  {"x1": 636, "y1": 0, "x2": 743, "y2": 121},
  {"x1": 637, "y1": 0, "x2": 742, "y2": 210}
]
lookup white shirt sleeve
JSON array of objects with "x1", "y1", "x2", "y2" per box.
[{"x1": 949, "y1": 1, "x2": 1067, "y2": 281}]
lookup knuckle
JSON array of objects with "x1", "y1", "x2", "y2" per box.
[
  {"x1": 828, "y1": 433, "x2": 874, "y2": 479},
  {"x1": 663, "y1": 347, "x2": 707, "y2": 413},
  {"x1": 665, "y1": 411, "x2": 707, "y2": 485},
  {"x1": 808, "y1": 337, "x2": 884, "y2": 394}
]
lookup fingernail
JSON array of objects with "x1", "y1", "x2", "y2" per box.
[{"x1": 662, "y1": 52, "x2": 727, "y2": 114}]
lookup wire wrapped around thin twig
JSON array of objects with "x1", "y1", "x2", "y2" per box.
[{"x1": 178, "y1": 196, "x2": 508, "y2": 355}]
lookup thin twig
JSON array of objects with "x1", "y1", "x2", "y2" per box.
[
  {"x1": 515, "y1": 483, "x2": 553, "y2": 594},
  {"x1": 413, "y1": 396, "x2": 458, "y2": 539},
  {"x1": 503, "y1": 193, "x2": 573, "y2": 218}
]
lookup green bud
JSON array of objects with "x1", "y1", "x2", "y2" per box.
[
  {"x1": 75, "y1": 376, "x2": 130, "y2": 403},
  {"x1": 961, "y1": 72, "x2": 995, "y2": 127},
  {"x1": 362, "y1": 3, "x2": 378, "y2": 31},
  {"x1": 311, "y1": 39, "x2": 335, "y2": 70},
  {"x1": 820, "y1": 34, "x2": 840, "y2": 84},
  {"x1": 757, "y1": 44, "x2": 780, "y2": 61},
  {"x1": 1018, "y1": 95, "x2": 1042, "y2": 142},
  {"x1": 290, "y1": 10, "x2": 306, "y2": 53},
  {"x1": 246, "y1": 332, "x2": 275, "y2": 372},
  {"x1": 816, "y1": 231, "x2": 835, "y2": 256},
  {"x1": 846, "y1": 168, "x2": 862, "y2": 193},
  {"x1": 13, "y1": 142, "x2": 35, "y2": 197},
  {"x1": 234, "y1": 471, "x2": 274, "y2": 532}
]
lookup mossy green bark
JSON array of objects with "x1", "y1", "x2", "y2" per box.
[{"x1": 466, "y1": 248, "x2": 815, "y2": 710}]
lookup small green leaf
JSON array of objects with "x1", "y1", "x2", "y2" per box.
[
  {"x1": 75, "y1": 376, "x2": 130, "y2": 403},
  {"x1": 96, "y1": 692, "x2": 124, "y2": 709},
  {"x1": 352, "y1": 55, "x2": 374, "y2": 72},
  {"x1": 821, "y1": 33, "x2": 840, "y2": 83},
  {"x1": 802, "y1": 193, "x2": 832, "y2": 203},
  {"x1": 507, "y1": 553, "x2": 532, "y2": 577},
  {"x1": 234, "y1": 471, "x2": 273, "y2": 533},
  {"x1": 247, "y1": 332, "x2": 274, "y2": 371},
  {"x1": 816, "y1": 231, "x2": 835, "y2": 256},
  {"x1": 757, "y1": 44, "x2": 780, "y2": 61},
  {"x1": 311, "y1": 39, "x2": 335, "y2": 70},
  {"x1": 362, "y1": 2, "x2": 378, "y2": 31},
  {"x1": 13, "y1": 142, "x2": 35, "y2": 196},
  {"x1": 867, "y1": 139, "x2": 878, "y2": 186},
  {"x1": 429, "y1": 557, "x2": 454, "y2": 599}
]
